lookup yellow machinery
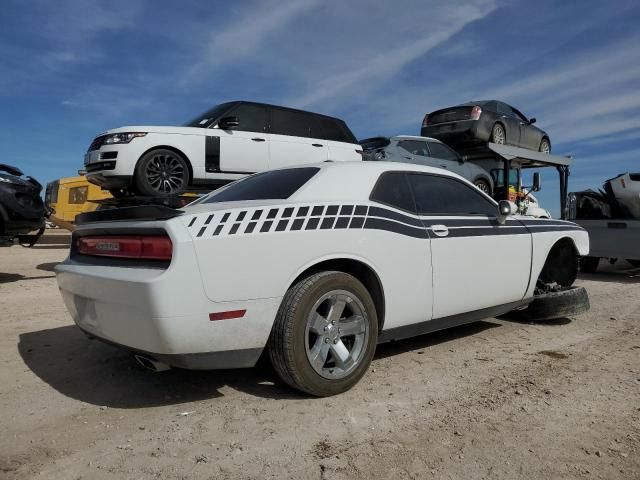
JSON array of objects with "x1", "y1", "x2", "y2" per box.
[{"x1": 45, "y1": 176, "x2": 111, "y2": 229}]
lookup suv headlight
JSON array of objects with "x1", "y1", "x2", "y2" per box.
[{"x1": 103, "y1": 132, "x2": 147, "y2": 145}]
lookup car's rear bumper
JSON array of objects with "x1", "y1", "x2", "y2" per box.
[
  {"x1": 55, "y1": 220, "x2": 281, "y2": 369},
  {"x1": 421, "y1": 120, "x2": 491, "y2": 145},
  {"x1": 78, "y1": 326, "x2": 263, "y2": 369}
]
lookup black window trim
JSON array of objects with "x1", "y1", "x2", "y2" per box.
[{"x1": 369, "y1": 170, "x2": 498, "y2": 218}]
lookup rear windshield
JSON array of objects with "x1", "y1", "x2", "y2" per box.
[{"x1": 202, "y1": 167, "x2": 319, "y2": 203}]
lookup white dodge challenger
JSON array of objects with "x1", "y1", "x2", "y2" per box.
[{"x1": 56, "y1": 162, "x2": 589, "y2": 396}]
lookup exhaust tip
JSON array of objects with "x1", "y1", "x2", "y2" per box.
[{"x1": 134, "y1": 354, "x2": 170, "y2": 372}]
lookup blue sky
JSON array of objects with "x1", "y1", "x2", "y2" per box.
[{"x1": 1, "y1": 0, "x2": 639, "y2": 216}]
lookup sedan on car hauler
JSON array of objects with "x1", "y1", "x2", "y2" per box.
[{"x1": 56, "y1": 162, "x2": 589, "y2": 396}]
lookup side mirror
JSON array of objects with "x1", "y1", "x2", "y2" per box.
[
  {"x1": 497, "y1": 200, "x2": 514, "y2": 224},
  {"x1": 218, "y1": 116, "x2": 239, "y2": 129},
  {"x1": 529, "y1": 117, "x2": 537, "y2": 125},
  {"x1": 532, "y1": 172, "x2": 541, "y2": 192},
  {"x1": 459, "y1": 155, "x2": 467, "y2": 163}
]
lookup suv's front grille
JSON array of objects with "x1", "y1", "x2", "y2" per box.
[{"x1": 88, "y1": 135, "x2": 108, "y2": 152}]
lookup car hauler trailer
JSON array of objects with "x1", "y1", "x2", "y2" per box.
[{"x1": 458, "y1": 143, "x2": 572, "y2": 219}]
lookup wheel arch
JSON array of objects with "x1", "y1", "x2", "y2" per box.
[
  {"x1": 537, "y1": 236, "x2": 580, "y2": 287},
  {"x1": 492, "y1": 121, "x2": 507, "y2": 142},
  {"x1": 136, "y1": 145, "x2": 194, "y2": 185},
  {"x1": 288, "y1": 256, "x2": 386, "y2": 331}
]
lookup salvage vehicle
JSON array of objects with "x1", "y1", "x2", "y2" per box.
[
  {"x1": 56, "y1": 162, "x2": 589, "y2": 396},
  {"x1": 421, "y1": 100, "x2": 551, "y2": 153},
  {"x1": 360, "y1": 135, "x2": 494, "y2": 194},
  {"x1": 0, "y1": 163, "x2": 47, "y2": 246},
  {"x1": 568, "y1": 173, "x2": 640, "y2": 272},
  {"x1": 84, "y1": 101, "x2": 362, "y2": 197}
]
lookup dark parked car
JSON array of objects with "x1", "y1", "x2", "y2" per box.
[
  {"x1": 421, "y1": 100, "x2": 551, "y2": 153},
  {"x1": 0, "y1": 164, "x2": 47, "y2": 246}
]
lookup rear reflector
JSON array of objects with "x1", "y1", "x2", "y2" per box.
[
  {"x1": 209, "y1": 310, "x2": 246, "y2": 321},
  {"x1": 77, "y1": 235, "x2": 172, "y2": 260},
  {"x1": 470, "y1": 106, "x2": 482, "y2": 120}
]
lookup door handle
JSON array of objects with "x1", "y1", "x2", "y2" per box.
[
  {"x1": 312, "y1": 143, "x2": 323, "y2": 147},
  {"x1": 251, "y1": 137, "x2": 266, "y2": 142},
  {"x1": 430, "y1": 224, "x2": 449, "y2": 237},
  {"x1": 439, "y1": 164, "x2": 448, "y2": 168},
  {"x1": 403, "y1": 156, "x2": 412, "y2": 160}
]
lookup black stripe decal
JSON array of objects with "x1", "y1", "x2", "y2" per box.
[
  {"x1": 197, "y1": 226, "x2": 207, "y2": 237},
  {"x1": 188, "y1": 217, "x2": 197, "y2": 227},
  {"x1": 364, "y1": 218, "x2": 428, "y2": 239},
  {"x1": 205, "y1": 136, "x2": 220, "y2": 172},
  {"x1": 429, "y1": 227, "x2": 530, "y2": 238},
  {"x1": 369, "y1": 206, "x2": 423, "y2": 227},
  {"x1": 204, "y1": 214, "x2": 214, "y2": 225}
]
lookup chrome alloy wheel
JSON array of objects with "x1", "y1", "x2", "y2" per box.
[
  {"x1": 144, "y1": 153, "x2": 186, "y2": 194},
  {"x1": 492, "y1": 124, "x2": 505, "y2": 144},
  {"x1": 305, "y1": 290, "x2": 369, "y2": 379}
]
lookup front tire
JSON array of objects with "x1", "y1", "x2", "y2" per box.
[
  {"x1": 491, "y1": 123, "x2": 506, "y2": 145},
  {"x1": 539, "y1": 138, "x2": 551, "y2": 154},
  {"x1": 134, "y1": 149, "x2": 189, "y2": 197},
  {"x1": 268, "y1": 271, "x2": 378, "y2": 397}
]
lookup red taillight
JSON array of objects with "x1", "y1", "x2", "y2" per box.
[
  {"x1": 422, "y1": 114, "x2": 429, "y2": 127},
  {"x1": 470, "y1": 105, "x2": 482, "y2": 120},
  {"x1": 77, "y1": 235, "x2": 172, "y2": 261}
]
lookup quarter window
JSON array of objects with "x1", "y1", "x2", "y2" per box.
[
  {"x1": 226, "y1": 104, "x2": 267, "y2": 133},
  {"x1": 397, "y1": 140, "x2": 429, "y2": 157},
  {"x1": 370, "y1": 172, "x2": 415, "y2": 212},
  {"x1": 408, "y1": 174, "x2": 496, "y2": 216}
]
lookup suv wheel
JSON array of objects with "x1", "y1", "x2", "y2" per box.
[
  {"x1": 268, "y1": 271, "x2": 378, "y2": 396},
  {"x1": 135, "y1": 149, "x2": 189, "y2": 197}
]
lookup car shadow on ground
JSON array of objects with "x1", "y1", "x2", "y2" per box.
[
  {"x1": 374, "y1": 320, "x2": 500, "y2": 360},
  {"x1": 0, "y1": 272, "x2": 55, "y2": 284},
  {"x1": 578, "y1": 271, "x2": 640, "y2": 284},
  {"x1": 19, "y1": 321, "x2": 502, "y2": 408},
  {"x1": 36, "y1": 262, "x2": 59, "y2": 272}
]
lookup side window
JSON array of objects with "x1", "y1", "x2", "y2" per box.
[
  {"x1": 497, "y1": 102, "x2": 514, "y2": 117},
  {"x1": 319, "y1": 118, "x2": 354, "y2": 143},
  {"x1": 397, "y1": 140, "x2": 429, "y2": 157},
  {"x1": 68, "y1": 186, "x2": 88, "y2": 204},
  {"x1": 226, "y1": 104, "x2": 267, "y2": 133},
  {"x1": 370, "y1": 172, "x2": 415, "y2": 212},
  {"x1": 426, "y1": 142, "x2": 458, "y2": 161},
  {"x1": 271, "y1": 108, "x2": 320, "y2": 138},
  {"x1": 408, "y1": 174, "x2": 496, "y2": 216},
  {"x1": 512, "y1": 108, "x2": 528, "y2": 123}
]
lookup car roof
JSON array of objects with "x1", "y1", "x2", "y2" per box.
[
  {"x1": 290, "y1": 161, "x2": 469, "y2": 203},
  {"x1": 230, "y1": 100, "x2": 346, "y2": 122},
  {"x1": 391, "y1": 135, "x2": 444, "y2": 143}
]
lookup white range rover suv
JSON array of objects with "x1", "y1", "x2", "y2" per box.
[{"x1": 84, "y1": 101, "x2": 362, "y2": 196}]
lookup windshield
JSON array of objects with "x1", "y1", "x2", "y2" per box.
[
  {"x1": 491, "y1": 168, "x2": 520, "y2": 188},
  {"x1": 183, "y1": 102, "x2": 236, "y2": 128},
  {"x1": 200, "y1": 167, "x2": 320, "y2": 204}
]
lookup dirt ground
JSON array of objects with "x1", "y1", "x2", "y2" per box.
[{"x1": 1, "y1": 233, "x2": 639, "y2": 480}]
